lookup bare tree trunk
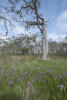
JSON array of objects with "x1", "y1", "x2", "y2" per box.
[{"x1": 42, "y1": 21, "x2": 48, "y2": 60}]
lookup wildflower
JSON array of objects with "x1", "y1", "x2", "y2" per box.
[
  {"x1": 32, "y1": 79, "x2": 34, "y2": 83},
  {"x1": 4, "y1": 73, "x2": 7, "y2": 77},
  {"x1": 20, "y1": 95, "x2": 24, "y2": 99},
  {"x1": 48, "y1": 70, "x2": 52, "y2": 74},
  {"x1": 14, "y1": 76, "x2": 16, "y2": 79},
  {"x1": 1, "y1": 69, "x2": 4, "y2": 73},
  {"x1": 9, "y1": 81, "x2": 13, "y2": 85},
  {"x1": 58, "y1": 84, "x2": 64, "y2": 91},
  {"x1": 28, "y1": 82, "x2": 31, "y2": 87},
  {"x1": 62, "y1": 72, "x2": 67, "y2": 77}
]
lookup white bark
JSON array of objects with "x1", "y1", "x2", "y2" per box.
[{"x1": 42, "y1": 21, "x2": 48, "y2": 60}]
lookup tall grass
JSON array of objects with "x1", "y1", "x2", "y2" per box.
[{"x1": 0, "y1": 55, "x2": 67, "y2": 100}]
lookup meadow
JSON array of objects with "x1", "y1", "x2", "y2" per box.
[{"x1": 0, "y1": 54, "x2": 67, "y2": 100}]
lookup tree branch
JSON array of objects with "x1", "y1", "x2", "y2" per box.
[{"x1": 0, "y1": 15, "x2": 12, "y2": 36}]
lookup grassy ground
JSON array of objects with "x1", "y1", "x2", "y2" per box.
[{"x1": 0, "y1": 55, "x2": 67, "y2": 100}]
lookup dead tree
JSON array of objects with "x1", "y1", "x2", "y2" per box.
[
  {"x1": 24, "y1": 0, "x2": 48, "y2": 60},
  {"x1": 0, "y1": 0, "x2": 48, "y2": 60}
]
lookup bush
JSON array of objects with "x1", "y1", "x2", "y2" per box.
[{"x1": 21, "y1": 48, "x2": 29, "y2": 55}]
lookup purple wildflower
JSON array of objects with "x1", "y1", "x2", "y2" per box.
[
  {"x1": 14, "y1": 76, "x2": 16, "y2": 79},
  {"x1": 20, "y1": 95, "x2": 24, "y2": 99},
  {"x1": 9, "y1": 81, "x2": 13, "y2": 85},
  {"x1": 28, "y1": 82, "x2": 31, "y2": 87},
  {"x1": 62, "y1": 72, "x2": 67, "y2": 77},
  {"x1": 48, "y1": 70, "x2": 52, "y2": 74},
  {"x1": 58, "y1": 84, "x2": 64, "y2": 91},
  {"x1": 32, "y1": 79, "x2": 34, "y2": 83},
  {"x1": 1, "y1": 69, "x2": 4, "y2": 73},
  {"x1": 4, "y1": 73, "x2": 7, "y2": 77}
]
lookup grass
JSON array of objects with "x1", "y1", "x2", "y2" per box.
[{"x1": 0, "y1": 54, "x2": 67, "y2": 100}]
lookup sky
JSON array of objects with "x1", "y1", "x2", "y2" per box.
[
  {"x1": 40, "y1": 0, "x2": 67, "y2": 41},
  {"x1": 0, "y1": 0, "x2": 67, "y2": 41}
]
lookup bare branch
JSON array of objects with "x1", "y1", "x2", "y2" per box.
[
  {"x1": 4, "y1": 20, "x2": 8, "y2": 36},
  {"x1": 0, "y1": 14, "x2": 12, "y2": 36}
]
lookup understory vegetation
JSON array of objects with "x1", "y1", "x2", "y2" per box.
[{"x1": 0, "y1": 55, "x2": 67, "y2": 100}]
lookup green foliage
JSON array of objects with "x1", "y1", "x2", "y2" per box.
[{"x1": 21, "y1": 48, "x2": 29, "y2": 55}]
